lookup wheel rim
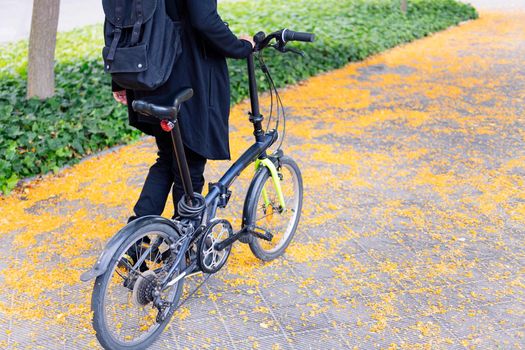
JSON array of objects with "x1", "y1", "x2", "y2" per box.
[
  {"x1": 100, "y1": 230, "x2": 181, "y2": 346},
  {"x1": 255, "y1": 162, "x2": 300, "y2": 253}
]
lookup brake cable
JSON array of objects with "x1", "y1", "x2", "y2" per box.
[{"x1": 257, "y1": 50, "x2": 287, "y2": 151}]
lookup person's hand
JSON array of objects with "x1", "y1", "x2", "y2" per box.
[
  {"x1": 113, "y1": 90, "x2": 127, "y2": 105},
  {"x1": 239, "y1": 35, "x2": 255, "y2": 49}
]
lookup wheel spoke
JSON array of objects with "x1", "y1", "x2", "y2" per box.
[
  {"x1": 249, "y1": 159, "x2": 302, "y2": 257},
  {"x1": 98, "y1": 229, "x2": 184, "y2": 346}
]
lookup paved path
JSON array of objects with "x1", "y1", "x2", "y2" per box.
[
  {"x1": 464, "y1": 0, "x2": 525, "y2": 11},
  {"x1": 0, "y1": 0, "x2": 103, "y2": 44},
  {"x1": 0, "y1": 11, "x2": 524, "y2": 350}
]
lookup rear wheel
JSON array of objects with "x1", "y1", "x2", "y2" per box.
[
  {"x1": 91, "y1": 222, "x2": 185, "y2": 350},
  {"x1": 245, "y1": 156, "x2": 303, "y2": 261}
]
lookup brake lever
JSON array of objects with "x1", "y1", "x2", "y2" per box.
[
  {"x1": 284, "y1": 46, "x2": 304, "y2": 57},
  {"x1": 270, "y1": 43, "x2": 304, "y2": 57}
]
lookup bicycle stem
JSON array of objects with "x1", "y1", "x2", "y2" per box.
[{"x1": 247, "y1": 54, "x2": 265, "y2": 143}]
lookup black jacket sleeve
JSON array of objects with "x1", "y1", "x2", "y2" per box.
[
  {"x1": 185, "y1": 0, "x2": 252, "y2": 59},
  {"x1": 111, "y1": 80, "x2": 124, "y2": 92}
]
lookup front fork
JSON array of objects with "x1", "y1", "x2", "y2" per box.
[{"x1": 255, "y1": 157, "x2": 286, "y2": 211}]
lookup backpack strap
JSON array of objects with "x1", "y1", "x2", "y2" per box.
[
  {"x1": 106, "y1": 0, "x2": 124, "y2": 62},
  {"x1": 130, "y1": 0, "x2": 143, "y2": 46}
]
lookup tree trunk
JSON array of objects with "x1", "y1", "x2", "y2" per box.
[
  {"x1": 400, "y1": 0, "x2": 408, "y2": 14},
  {"x1": 27, "y1": 0, "x2": 61, "y2": 99}
]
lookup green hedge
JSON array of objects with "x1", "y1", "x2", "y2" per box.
[{"x1": 0, "y1": 0, "x2": 477, "y2": 194}]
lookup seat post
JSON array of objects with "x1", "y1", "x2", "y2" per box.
[{"x1": 169, "y1": 120, "x2": 195, "y2": 205}]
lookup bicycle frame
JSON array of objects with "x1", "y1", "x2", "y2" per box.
[
  {"x1": 155, "y1": 52, "x2": 288, "y2": 288},
  {"x1": 81, "y1": 53, "x2": 286, "y2": 285},
  {"x1": 172, "y1": 53, "x2": 285, "y2": 222}
]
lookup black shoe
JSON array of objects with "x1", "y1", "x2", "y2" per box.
[
  {"x1": 118, "y1": 238, "x2": 151, "y2": 273},
  {"x1": 127, "y1": 215, "x2": 139, "y2": 224}
]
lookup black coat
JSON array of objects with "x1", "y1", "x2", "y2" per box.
[{"x1": 116, "y1": 0, "x2": 252, "y2": 160}]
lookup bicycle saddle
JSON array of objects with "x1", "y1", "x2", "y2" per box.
[{"x1": 132, "y1": 88, "x2": 193, "y2": 120}]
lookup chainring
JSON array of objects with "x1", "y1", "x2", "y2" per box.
[{"x1": 198, "y1": 219, "x2": 233, "y2": 274}]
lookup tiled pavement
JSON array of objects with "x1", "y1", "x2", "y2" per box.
[{"x1": 0, "y1": 9, "x2": 524, "y2": 350}]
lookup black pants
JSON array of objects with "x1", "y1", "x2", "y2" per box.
[{"x1": 132, "y1": 132, "x2": 207, "y2": 219}]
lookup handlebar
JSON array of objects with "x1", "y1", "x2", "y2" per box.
[
  {"x1": 254, "y1": 28, "x2": 315, "y2": 52},
  {"x1": 281, "y1": 29, "x2": 315, "y2": 43}
]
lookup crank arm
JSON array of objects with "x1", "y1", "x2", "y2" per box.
[
  {"x1": 214, "y1": 226, "x2": 250, "y2": 251},
  {"x1": 214, "y1": 225, "x2": 274, "y2": 251}
]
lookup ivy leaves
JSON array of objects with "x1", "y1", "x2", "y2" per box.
[{"x1": 0, "y1": 0, "x2": 477, "y2": 194}]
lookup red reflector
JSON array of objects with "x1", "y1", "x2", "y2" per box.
[{"x1": 160, "y1": 119, "x2": 174, "y2": 132}]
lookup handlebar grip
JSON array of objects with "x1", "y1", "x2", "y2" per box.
[{"x1": 282, "y1": 29, "x2": 315, "y2": 43}]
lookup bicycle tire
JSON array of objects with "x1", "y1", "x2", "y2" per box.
[
  {"x1": 245, "y1": 156, "x2": 303, "y2": 261},
  {"x1": 91, "y1": 222, "x2": 185, "y2": 350}
]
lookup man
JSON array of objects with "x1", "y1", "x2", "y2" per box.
[{"x1": 112, "y1": 0, "x2": 255, "y2": 221}]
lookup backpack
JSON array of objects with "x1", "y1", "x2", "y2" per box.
[{"x1": 101, "y1": 0, "x2": 182, "y2": 91}]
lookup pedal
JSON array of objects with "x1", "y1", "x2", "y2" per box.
[{"x1": 251, "y1": 227, "x2": 273, "y2": 241}]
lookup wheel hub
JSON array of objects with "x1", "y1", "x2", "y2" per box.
[{"x1": 132, "y1": 270, "x2": 157, "y2": 306}]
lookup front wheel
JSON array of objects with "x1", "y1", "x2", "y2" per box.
[{"x1": 244, "y1": 156, "x2": 303, "y2": 261}]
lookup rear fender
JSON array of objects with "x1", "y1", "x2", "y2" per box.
[{"x1": 80, "y1": 216, "x2": 181, "y2": 282}]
